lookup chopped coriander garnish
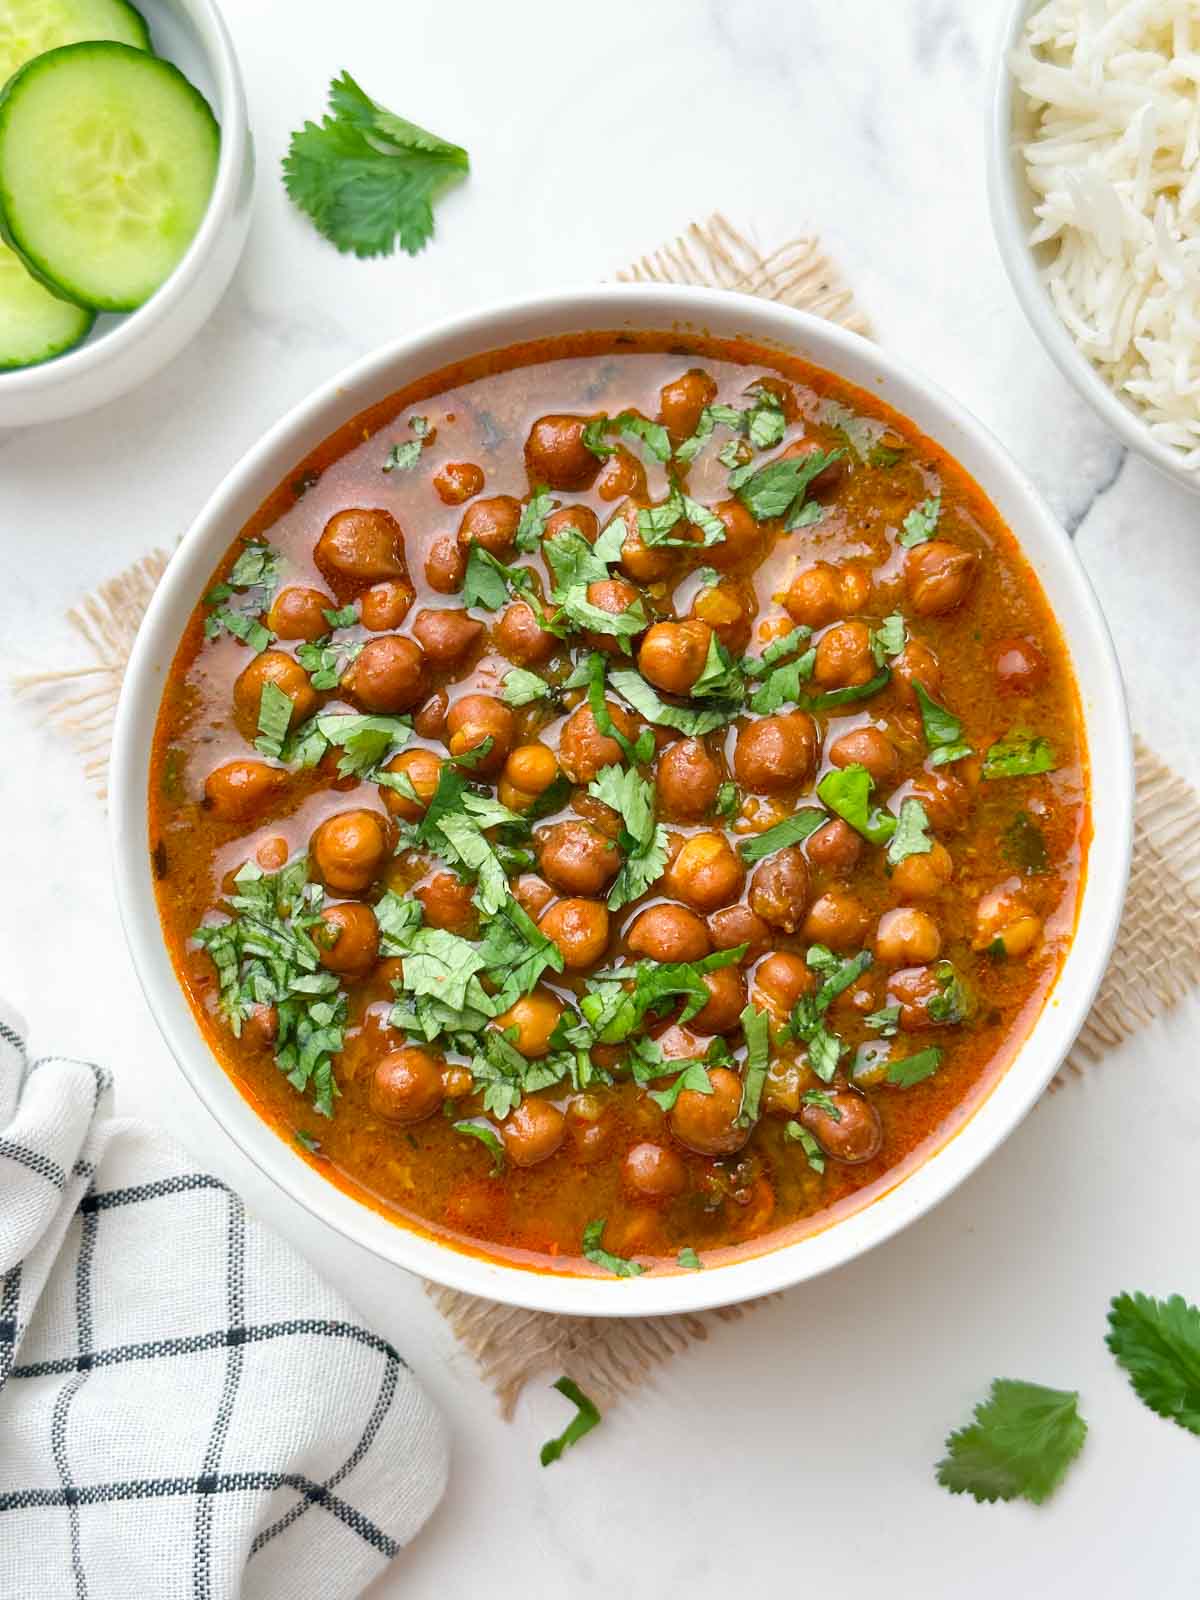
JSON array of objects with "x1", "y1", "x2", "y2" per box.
[
  {"x1": 730, "y1": 448, "x2": 843, "y2": 526},
  {"x1": 588, "y1": 764, "x2": 668, "y2": 911},
  {"x1": 982, "y1": 730, "x2": 1056, "y2": 780},
  {"x1": 322, "y1": 602, "x2": 358, "y2": 630},
  {"x1": 453, "y1": 1120, "x2": 505, "y2": 1175},
  {"x1": 514, "y1": 487, "x2": 556, "y2": 552},
  {"x1": 608, "y1": 666, "x2": 739, "y2": 738},
  {"x1": 794, "y1": 667, "x2": 890, "y2": 714},
  {"x1": 801, "y1": 1088, "x2": 842, "y2": 1119},
  {"x1": 463, "y1": 544, "x2": 535, "y2": 612},
  {"x1": 784, "y1": 1120, "x2": 825, "y2": 1173},
  {"x1": 886, "y1": 797, "x2": 933, "y2": 867},
  {"x1": 383, "y1": 438, "x2": 422, "y2": 472},
  {"x1": 501, "y1": 667, "x2": 554, "y2": 708},
  {"x1": 870, "y1": 611, "x2": 907, "y2": 666},
  {"x1": 736, "y1": 1004, "x2": 771, "y2": 1125},
  {"x1": 581, "y1": 1218, "x2": 645, "y2": 1278},
  {"x1": 283, "y1": 71, "x2": 469, "y2": 259},
  {"x1": 936, "y1": 1380, "x2": 1087, "y2": 1504},
  {"x1": 539, "y1": 1377, "x2": 602, "y2": 1466},
  {"x1": 886, "y1": 1047, "x2": 943, "y2": 1087},
  {"x1": 253, "y1": 681, "x2": 294, "y2": 761},
  {"x1": 913, "y1": 682, "x2": 972, "y2": 767},
  {"x1": 203, "y1": 539, "x2": 282, "y2": 652},
  {"x1": 738, "y1": 808, "x2": 826, "y2": 865},
  {"x1": 294, "y1": 1130, "x2": 321, "y2": 1153},
  {"x1": 865, "y1": 1003, "x2": 901, "y2": 1037},
  {"x1": 713, "y1": 781, "x2": 739, "y2": 821},
  {"x1": 1003, "y1": 811, "x2": 1050, "y2": 874},
  {"x1": 1106, "y1": 1291, "x2": 1200, "y2": 1436},
  {"x1": 646, "y1": 1057, "x2": 714, "y2": 1112},
  {"x1": 817, "y1": 764, "x2": 896, "y2": 846},
  {"x1": 927, "y1": 962, "x2": 971, "y2": 1025},
  {"x1": 900, "y1": 495, "x2": 941, "y2": 547},
  {"x1": 677, "y1": 1247, "x2": 703, "y2": 1271}
]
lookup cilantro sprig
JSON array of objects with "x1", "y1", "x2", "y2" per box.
[{"x1": 936, "y1": 1380, "x2": 1087, "y2": 1505}]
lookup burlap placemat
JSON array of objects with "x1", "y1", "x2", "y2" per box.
[{"x1": 15, "y1": 216, "x2": 1200, "y2": 1417}]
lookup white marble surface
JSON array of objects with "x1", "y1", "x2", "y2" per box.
[{"x1": 2, "y1": 0, "x2": 1199, "y2": 1593}]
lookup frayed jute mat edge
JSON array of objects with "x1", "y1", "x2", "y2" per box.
[{"x1": 13, "y1": 214, "x2": 1200, "y2": 1415}]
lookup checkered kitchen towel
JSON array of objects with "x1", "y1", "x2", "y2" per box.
[{"x1": 0, "y1": 1004, "x2": 448, "y2": 1600}]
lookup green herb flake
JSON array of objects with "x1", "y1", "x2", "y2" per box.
[
  {"x1": 294, "y1": 1130, "x2": 321, "y2": 1153},
  {"x1": 982, "y1": 730, "x2": 1057, "y2": 780},
  {"x1": 900, "y1": 495, "x2": 941, "y2": 548},
  {"x1": 731, "y1": 448, "x2": 843, "y2": 525},
  {"x1": 886, "y1": 797, "x2": 933, "y2": 867},
  {"x1": 383, "y1": 439, "x2": 423, "y2": 473},
  {"x1": 1003, "y1": 811, "x2": 1050, "y2": 874},
  {"x1": 913, "y1": 682, "x2": 972, "y2": 767},
  {"x1": 322, "y1": 603, "x2": 359, "y2": 630},
  {"x1": 736, "y1": 1004, "x2": 771, "y2": 1126},
  {"x1": 588, "y1": 764, "x2": 668, "y2": 911},
  {"x1": 817, "y1": 764, "x2": 896, "y2": 846},
  {"x1": 936, "y1": 1380, "x2": 1087, "y2": 1505},
  {"x1": 514, "y1": 487, "x2": 556, "y2": 552},
  {"x1": 1106, "y1": 1291, "x2": 1200, "y2": 1436},
  {"x1": 784, "y1": 1120, "x2": 825, "y2": 1173},
  {"x1": 501, "y1": 668, "x2": 554, "y2": 708},
  {"x1": 454, "y1": 1120, "x2": 505, "y2": 1176},
  {"x1": 738, "y1": 809, "x2": 826, "y2": 865},
  {"x1": 539, "y1": 1377, "x2": 602, "y2": 1466},
  {"x1": 886, "y1": 1047, "x2": 943, "y2": 1087},
  {"x1": 608, "y1": 666, "x2": 740, "y2": 739},
  {"x1": 677, "y1": 1247, "x2": 703, "y2": 1271},
  {"x1": 581, "y1": 1217, "x2": 645, "y2": 1278},
  {"x1": 253, "y1": 681, "x2": 294, "y2": 761}
]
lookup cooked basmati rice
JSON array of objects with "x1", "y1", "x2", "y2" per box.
[{"x1": 1012, "y1": 0, "x2": 1200, "y2": 467}]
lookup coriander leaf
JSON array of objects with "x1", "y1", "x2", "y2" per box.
[
  {"x1": 223, "y1": 540, "x2": 282, "y2": 594},
  {"x1": 807, "y1": 1026, "x2": 844, "y2": 1082},
  {"x1": 647, "y1": 1059, "x2": 713, "y2": 1112},
  {"x1": 714, "y1": 781, "x2": 739, "y2": 821},
  {"x1": 588, "y1": 764, "x2": 668, "y2": 910},
  {"x1": 545, "y1": 526, "x2": 610, "y2": 592},
  {"x1": 788, "y1": 502, "x2": 825, "y2": 529},
  {"x1": 613, "y1": 411, "x2": 672, "y2": 463},
  {"x1": 741, "y1": 627, "x2": 813, "y2": 678},
  {"x1": 870, "y1": 611, "x2": 907, "y2": 666},
  {"x1": 581, "y1": 417, "x2": 614, "y2": 458},
  {"x1": 689, "y1": 632, "x2": 746, "y2": 701},
  {"x1": 283, "y1": 71, "x2": 469, "y2": 258},
  {"x1": 801, "y1": 1088, "x2": 842, "y2": 1119},
  {"x1": 737, "y1": 1004, "x2": 771, "y2": 1125},
  {"x1": 1003, "y1": 811, "x2": 1050, "y2": 875},
  {"x1": 808, "y1": 946, "x2": 874, "y2": 1010},
  {"x1": 436, "y1": 811, "x2": 510, "y2": 915},
  {"x1": 294, "y1": 1130, "x2": 321, "y2": 1153},
  {"x1": 463, "y1": 544, "x2": 523, "y2": 611},
  {"x1": 253, "y1": 681, "x2": 294, "y2": 761},
  {"x1": 913, "y1": 682, "x2": 972, "y2": 767},
  {"x1": 900, "y1": 495, "x2": 941, "y2": 547},
  {"x1": 609, "y1": 666, "x2": 739, "y2": 738},
  {"x1": 677, "y1": 1247, "x2": 703, "y2": 1270},
  {"x1": 581, "y1": 1217, "x2": 645, "y2": 1278},
  {"x1": 784, "y1": 1120, "x2": 825, "y2": 1173},
  {"x1": 1106, "y1": 1292, "x2": 1200, "y2": 1436},
  {"x1": 886, "y1": 797, "x2": 933, "y2": 867},
  {"x1": 746, "y1": 392, "x2": 786, "y2": 449},
  {"x1": 554, "y1": 584, "x2": 648, "y2": 648},
  {"x1": 475, "y1": 899, "x2": 564, "y2": 1007},
  {"x1": 580, "y1": 948, "x2": 744, "y2": 1045},
  {"x1": 539, "y1": 1377, "x2": 602, "y2": 1466},
  {"x1": 303, "y1": 711, "x2": 412, "y2": 778},
  {"x1": 679, "y1": 493, "x2": 728, "y2": 548},
  {"x1": 454, "y1": 1120, "x2": 505, "y2": 1175},
  {"x1": 865, "y1": 1003, "x2": 901, "y2": 1037},
  {"x1": 928, "y1": 961, "x2": 971, "y2": 1025},
  {"x1": 795, "y1": 668, "x2": 890, "y2": 713},
  {"x1": 818, "y1": 399, "x2": 877, "y2": 461},
  {"x1": 738, "y1": 809, "x2": 826, "y2": 864},
  {"x1": 817, "y1": 764, "x2": 897, "y2": 845},
  {"x1": 748, "y1": 648, "x2": 816, "y2": 715},
  {"x1": 718, "y1": 437, "x2": 753, "y2": 469},
  {"x1": 886, "y1": 1046, "x2": 943, "y2": 1086},
  {"x1": 936, "y1": 1380, "x2": 1087, "y2": 1505},
  {"x1": 501, "y1": 668, "x2": 553, "y2": 708},
  {"x1": 383, "y1": 439, "x2": 422, "y2": 472},
  {"x1": 731, "y1": 448, "x2": 843, "y2": 524},
  {"x1": 323, "y1": 603, "x2": 358, "y2": 630},
  {"x1": 205, "y1": 609, "x2": 273, "y2": 653},
  {"x1": 983, "y1": 730, "x2": 1056, "y2": 780},
  {"x1": 585, "y1": 654, "x2": 654, "y2": 765},
  {"x1": 514, "y1": 487, "x2": 555, "y2": 552}
]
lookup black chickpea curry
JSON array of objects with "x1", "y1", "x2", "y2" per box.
[{"x1": 149, "y1": 331, "x2": 1089, "y2": 1276}]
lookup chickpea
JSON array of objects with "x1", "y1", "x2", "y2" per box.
[
  {"x1": 558, "y1": 700, "x2": 640, "y2": 783},
  {"x1": 441, "y1": 1064, "x2": 475, "y2": 1099},
  {"x1": 622, "y1": 1141, "x2": 687, "y2": 1200},
  {"x1": 806, "y1": 818, "x2": 863, "y2": 872},
  {"x1": 707, "y1": 904, "x2": 771, "y2": 963},
  {"x1": 317, "y1": 902, "x2": 380, "y2": 978},
  {"x1": 572, "y1": 792, "x2": 622, "y2": 838},
  {"x1": 266, "y1": 586, "x2": 335, "y2": 641},
  {"x1": 973, "y1": 883, "x2": 1042, "y2": 956},
  {"x1": 891, "y1": 840, "x2": 953, "y2": 898},
  {"x1": 908, "y1": 769, "x2": 970, "y2": 832},
  {"x1": 369, "y1": 1047, "x2": 444, "y2": 1124},
  {"x1": 446, "y1": 693, "x2": 515, "y2": 773},
  {"x1": 537, "y1": 820, "x2": 619, "y2": 896},
  {"x1": 501, "y1": 742, "x2": 559, "y2": 801},
  {"x1": 993, "y1": 636, "x2": 1048, "y2": 695},
  {"x1": 749, "y1": 846, "x2": 810, "y2": 932},
  {"x1": 665, "y1": 832, "x2": 745, "y2": 913},
  {"x1": 499, "y1": 1095, "x2": 566, "y2": 1168},
  {"x1": 627, "y1": 903, "x2": 711, "y2": 964},
  {"x1": 669, "y1": 1066, "x2": 750, "y2": 1156},
  {"x1": 433, "y1": 461, "x2": 485, "y2": 504},
  {"x1": 493, "y1": 989, "x2": 563, "y2": 1058},
  {"x1": 343, "y1": 635, "x2": 426, "y2": 713},
  {"x1": 733, "y1": 712, "x2": 817, "y2": 794},
  {"x1": 875, "y1": 907, "x2": 943, "y2": 966},
  {"x1": 414, "y1": 689, "x2": 448, "y2": 740},
  {"x1": 424, "y1": 535, "x2": 466, "y2": 594},
  {"x1": 495, "y1": 600, "x2": 555, "y2": 666},
  {"x1": 905, "y1": 540, "x2": 979, "y2": 617},
  {"x1": 658, "y1": 368, "x2": 718, "y2": 442},
  {"x1": 813, "y1": 620, "x2": 875, "y2": 689},
  {"x1": 784, "y1": 561, "x2": 867, "y2": 629},
  {"x1": 800, "y1": 1087, "x2": 882, "y2": 1164},
  {"x1": 638, "y1": 620, "x2": 713, "y2": 696},
  {"x1": 232, "y1": 651, "x2": 318, "y2": 741},
  {"x1": 892, "y1": 638, "x2": 942, "y2": 707},
  {"x1": 524, "y1": 414, "x2": 601, "y2": 491},
  {"x1": 752, "y1": 951, "x2": 813, "y2": 1019},
  {"x1": 803, "y1": 889, "x2": 871, "y2": 951},
  {"x1": 887, "y1": 966, "x2": 942, "y2": 1031},
  {"x1": 655, "y1": 737, "x2": 722, "y2": 822},
  {"x1": 566, "y1": 1093, "x2": 616, "y2": 1163},
  {"x1": 596, "y1": 448, "x2": 647, "y2": 503},
  {"x1": 458, "y1": 495, "x2": 521, "y2": 555},
  {"x1": 585, "y1": 577, "x2": 644, "y2": 654},
  {"x1": 256, "y1": 835, "x2": 289, "y2": 871},
  {"x1": 538, "y1": 898, "x2": 610, "y2": 969},
  {"x1": 829, "y1": 725, "x2": 899, "y2": 786},
  {"x1": 545, "y1": 505, "x2": 599, "y2": 543},
  {"x1": 691, "y1": 579, "x2": 755, "y2": 655},
  {"x1": 412, "y1": 608, "x2": 484, "y2": 667},
  {"x1": 316, "y1": 508, "x2": 407, "y2": 595},
  {"x1": 514, "y1": 873, "x2": 555, "y2": 921},
  {"x1": 416, "y1": 872, "x2": 478, "y2": 935},
  {"x1": 692, "y1": 965, "x2": 748, "y2": 1034},
  {"x1": 311, "y1": 810, "x2": 389, "y2": 895},
  {"x1": 379, "y1": 747, "x2": 443, "y2": 820},
  {"x1": 361, "y1": 581, "x2": 414, "y2": 632},
  {"x1": 706, "y1": 498, "x2": 763, "y2": 571},
  {"x1": 203, "y1": 759, "x2": 286, "y2": 822}
]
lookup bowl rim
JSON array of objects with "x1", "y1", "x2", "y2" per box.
[
  {"x1": 987, "y1": 0, "x2": 1200, "y2": 495},
  {"x1": 0, "y1": 0, "x2": 249, "y2": 399},
  {"x1": 109, "y1": 280, "x2": 1134, "y2": 1316}
]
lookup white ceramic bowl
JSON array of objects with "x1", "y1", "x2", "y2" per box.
[
  {"x1": 110, "y1": 283, "x2": 1133, "y2": 1316},
  {"x1": 0, "y1": 0, "x2": 252, "y2": 429},
  {"x1": 988, "y1": 0, "x2": 1200, "y2": 495}
]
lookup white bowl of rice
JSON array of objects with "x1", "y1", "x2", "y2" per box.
[{"x1": 990, "y1": 0, "x2": 1200, "y2": 491}]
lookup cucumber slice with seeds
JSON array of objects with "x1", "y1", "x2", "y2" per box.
[
  {"x1": 0, "y1": 236, "x2": 93, "y2": 367},
  {"x1": 0, "y1": 41, "x2": 218, "y2": 312},
  {"x1": 0, "y1": 0, "x2": 150, "y2": 89}
]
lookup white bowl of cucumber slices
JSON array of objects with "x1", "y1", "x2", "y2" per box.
[{"x1": 0, "y1": 0, "x2": 251, "y2": 427}]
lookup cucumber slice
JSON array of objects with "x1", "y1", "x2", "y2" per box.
[
  {"x1": 0, "y1": 237, "x2": 93, "y2": 367},
  {"x1": 0, "y1": 0, "x2": 150, "y2": 89},
  {"x1": 0, "y1": 42, "x2": 219, "y2": 312}
]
